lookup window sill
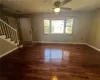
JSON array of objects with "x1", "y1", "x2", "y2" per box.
[{"x1": 44, "y1": 33, "x2": 72, "y2": 35}]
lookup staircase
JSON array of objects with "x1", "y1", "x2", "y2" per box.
[{"x1": 0, "y1": 18, "x2": 19, "y2": 46}]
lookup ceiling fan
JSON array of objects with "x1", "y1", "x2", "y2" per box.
[{"x1": 51, "y1": 0, "x2": 72, "y2": 13}]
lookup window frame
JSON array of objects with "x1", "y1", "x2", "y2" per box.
[
  {"x1": 44, "y1": 18, "x2": 74, "y2": 35},
  {"x1": 44, "y1": 19, "x2": 51, "y2": 34},
  {"x1": 65, "y1": 18, "x2": 74, "y2": 34}
]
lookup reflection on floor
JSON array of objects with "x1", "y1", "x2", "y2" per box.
[
  {"x1": 0, "y1": 43, "x2": 100, "y2": 80},
  {"x1": 45, "y1": 49, "x2": 69, "y2": 62}
]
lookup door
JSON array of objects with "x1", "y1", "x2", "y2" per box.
[{"x1": 20, "y1": 18, "x2": 32, "y2": 42}]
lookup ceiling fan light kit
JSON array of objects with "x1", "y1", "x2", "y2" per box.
[
  {"x1": 54, "y1": 8, "x2": 60, "y2": 13},
  {"x1": 51, "y1": 0, "x2": 72, "y2": 13}
]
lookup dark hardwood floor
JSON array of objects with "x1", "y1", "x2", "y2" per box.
[{"x1": 0, "y1": 43, "x2": 100, "y2": 80}]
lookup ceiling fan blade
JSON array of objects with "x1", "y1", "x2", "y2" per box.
[
  {"x1": 61, "y1": 7, "x2": 72, "y2": 11},
  {"x1": 60, "y1": 0, "x2": 71, "y2": 6}
]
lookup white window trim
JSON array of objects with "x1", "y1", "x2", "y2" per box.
[{"x1": 44, "y1": 18, "x2": 74, "y2": 35}]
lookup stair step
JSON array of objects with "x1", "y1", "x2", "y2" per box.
[
  {"x1": 0, "y1": 35, "x2": 6, "y2": 39},
  {"x1": 6, "y1": 38, "x2": 11, "y2": 42},
  {"x1": 0, "y1": 35, "x2": 17, "y2": 46},
  {"x1": 10, "y1": 41, "x2": 15, "y2": 44}
]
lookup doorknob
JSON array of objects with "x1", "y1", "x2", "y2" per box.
[{"x1": 29, "y1": 31, "x2": 31, "y2": 34}]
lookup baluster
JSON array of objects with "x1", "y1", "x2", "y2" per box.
[
  {"x1": 15, "y1": 32, "x2": 17, "y2": 43},
  {"x1": 12, "y1": 30, "x2": 14, "y2": 41},
  {"x1": 1, "y1": 22, "x2": 5, "y2": 35},
  {"x1": 6, "y1": 26, "x2": 10, "y2": 38},
  {"x1": 15, "y1": 32, "x2": 18, "y2": 43},
  {"x1": 9, "y1": 28, "x2": 12, "y2": 40},
  {"x1": 11, "y1": 29, "x2": 14, "y2": 41},
  {"x1": 0, "y1": 22, "x2": 2, "y2": 35},
  {"x1": 16, "y1": 31, "x2": 19, "y2": 45},
  {"x1": 14, "y1": 31, "x2": 16, "y2": 43},
  {"x1": 4, "y1": 24, "x2": 9, "y2": 38},
  {"x1": 0, "y1": 22, "x2": 3, "y2": 35},
  {"x1": 10, "y1": 29, "x2": 12, "y2": 41},
  {"x1": 14, "y1": 32, "x2": 17, "y2": 43}
]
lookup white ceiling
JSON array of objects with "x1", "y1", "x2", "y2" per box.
[{"x1": 1, "y1": 0, "x2": 100, "y2": 13}]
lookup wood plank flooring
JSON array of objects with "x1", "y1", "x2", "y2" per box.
[{"x1": 0, "y1": 43, "x2": 100, "y2": 80}]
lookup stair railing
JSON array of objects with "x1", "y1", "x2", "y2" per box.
[{"x1": 0, "y1": 18, "x2": 19, "y2": 45}]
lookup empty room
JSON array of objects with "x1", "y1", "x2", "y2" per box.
[{"x1": 0, "y1": 0, "x2": 100, "y2": 80}]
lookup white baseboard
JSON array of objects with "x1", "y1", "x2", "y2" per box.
[
  {"x1": 85, "y1": 43, "x2": 100, "y2": 52},
  {"x1": 33, "y1": 41, "x2": 86, "y2": 45},
  {"x1": 33, "y1": 41, "x2": 100, "y2": 52},
  {"x1": 0, "y1": 47, "x2": 18, "y2": 58}
]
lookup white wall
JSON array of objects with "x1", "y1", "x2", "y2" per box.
[
  {"x1": 7, "y1": 17, "x2": 17, "y2": 29},
  {"x1": 32, "y1": 12, "x2": 93, "y2": 43},
  {"x1": 88, "y1": 9, "x2": 100, "y2": 49},
  {"x1": 0, "y1": 38, "x2": 16, "y2": 56}
]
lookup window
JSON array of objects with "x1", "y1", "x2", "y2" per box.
[
  {"x1": 66, "y1": 18, "x2": 73, "y2": 34},
  {"x1": 51, "y1": 20, "x2": 64, "y2": 34},
  {"x1": 44, "y1": 20, "x2": 50, "y2": 34},
  {"x1": 44, "y1": 18, "x2": 74, "y2": 34}
]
